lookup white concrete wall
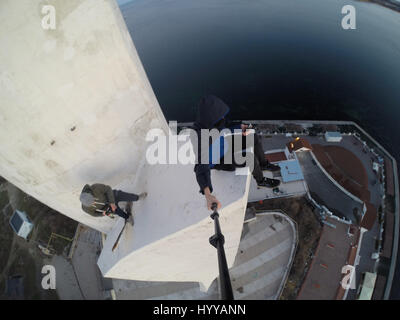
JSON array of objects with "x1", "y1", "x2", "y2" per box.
[
  {"x1": 1, "y1": 0, "x2": 251, "y2": 287},
  {"x1": 98, "y1": 162, "x2": 250, "y2": 290},
  {"x1": 0, "y1": 0, "x2": 168, "y2": 233}
]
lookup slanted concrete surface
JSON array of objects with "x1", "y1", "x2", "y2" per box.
[
  {"x1": 0, "y1": 0, "x2": 168, "y2": 233},
  {"x1": 98, "y1": 161, "x2": 251, "y2": 290},
  {"x1": 51, "y1": 255, "x2": 83, "y2": 300},
  {"x1": 112, "y1": 212, "x2": 296, "y2": 299},
  {"x1": 0, "y1": 0, "x2": 253, "y2": 288},
  {"x1": 71, "y1": 226, "x2": 104, "y2": 299}
]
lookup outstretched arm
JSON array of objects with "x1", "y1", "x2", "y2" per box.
[
  {"x1": 195, "y1": 163, "x2": 213, "y2": 194},
  {"x1": 192, "y1": 126, "x2": 222, "y2": 210},
  {"x1": 204, "y1": 187, "x2": 221, "y2": 211},
  {"x1": 194, "y1": 164, "x2": 221, "y2": 211}
]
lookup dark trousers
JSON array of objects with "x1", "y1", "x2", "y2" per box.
[
  {"x1": 112, "y1": 190, "x2": 139, "y2": 219},
  {"x1": 213, "y1": 133, "x2": 268, "y2": 184}
]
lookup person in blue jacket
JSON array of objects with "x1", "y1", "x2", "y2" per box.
[{"x1": 192, "y1": 95, "x2": 280, "y2": 210}]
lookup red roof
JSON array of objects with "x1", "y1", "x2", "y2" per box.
[
  {"x1": 312, "y1": 144, "x2": 371, "y2": 203},
  {"x1": 264, "y1": 152, "x2": 287, "y2": 163},
  {"x1": 361, "y1": 202, "x2": 378, "y2": 230},
  {"x1": 287, "y1": 138, "x2": 312, "y2": 153},
  {"x1": 385, "y1": 157, "x2": 395, "y2": 196}
]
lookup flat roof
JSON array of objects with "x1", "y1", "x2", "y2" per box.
[
  {"x1": 297, "y1": 217, "x2": 359, "y2": 300},
  {"x1": 279, "y1": 160, "x2": 304, "y2": 183},
  {"x1": 325, "y1": 131, "x2": 342, "y2": 137},
  {"x1": 361, "y1": 202, "x2": 377, "y2": 230},
  {"x1": 358, "y1": 272, "x2": 377, "y2": 300},
  {"x1": 10, "y1": 211, "x2": 24, "y2": 232},
  {"x1": 384, "y1": 157, "x2": 395, "y2": 196},
  {"x1": 265, "y1": 152, "x2": 287, "y2": 163}
]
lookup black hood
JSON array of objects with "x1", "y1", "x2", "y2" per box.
[{"x1": 194, "y1": 95, "x2": 230, "y2": 129}]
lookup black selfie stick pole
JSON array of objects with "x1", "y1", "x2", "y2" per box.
[{"x1": 209, "y1": 202, "x2": 234, "y2": 300}]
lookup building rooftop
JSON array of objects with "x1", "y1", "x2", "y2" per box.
[
  {"x1": 6, "y1": 275, "x2": 24, "y2": 300},
  {"x1": 279, "y1": 160, "x2": 304, "y2": 183},
  {"x1": 312, "y1": 144, "x2": 371, "y2": 203},
  {"x1": 286, "y1": 137, "x2": 312, "y2": 153},
  {"x1": 385, "y1": 157, "x2": 395, "y2": 196},
  {"x1": 297, "y1": 217, "x2": 359, "y2": 300},
  {"x1": 10, "y1": 211, "x2": 24, "y2": 233},
  {"x1": 265, "y1": 151, "x2": 287, "y2": 163},
  {"x1": 248, "y1": 167, "x2": 307, "y2": 203},
  {"x1": 325, "y1": 131, "x2": 342, "y2": 138},
  {"x1": 361, "y1": 202, "x2": 378, "y2": 231}
]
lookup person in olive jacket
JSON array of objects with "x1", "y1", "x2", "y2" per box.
[{"x1": 79, "y1": 183, "x2": 147, "y2": 220}]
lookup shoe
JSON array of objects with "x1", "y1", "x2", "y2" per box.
[
  {"x1": 127, "y1": 214, "x2": 134, "y2": 226},
  {"x1": 124, "y1": 202, "x2": 134, "y2": 225},
  {"x1": 257, "y1": 177, "x2": 281, "y2": 188},
  {"x1": 138, "y1": 192, "x2": 147, "y2": 200},
  {"x1": 261, "y1": 163, "x2": 281, "y2": 172}
]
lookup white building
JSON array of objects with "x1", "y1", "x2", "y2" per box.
[
  {"x1": 9, "y1": 210, "x2": 34, "y2": 240},
  {"x1": 0, "y1": 0, "x2": 250, "y2": 290},
  {"x1": 325, "y1": 131, "x2": 343, "y2": 142}
]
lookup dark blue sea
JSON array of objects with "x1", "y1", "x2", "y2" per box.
[{"x1": 119, "y1": 0, "x2": 400, "y2": 298}]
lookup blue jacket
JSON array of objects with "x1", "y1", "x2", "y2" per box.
[{"x1": 192, "y1": 95, "x2": 242, "y2": 194}]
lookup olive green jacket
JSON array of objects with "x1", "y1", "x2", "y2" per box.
[{"x1": 81, "y1": 183, "x2": 116, "y2": 217}]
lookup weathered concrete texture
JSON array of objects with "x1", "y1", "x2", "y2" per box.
[
  {"x1": 112, "y1": 212, "x2": 295, "y2": 299},
  {"x1": 71, "y1": 226, "x2": 104, "y2": 299},
  {"x1": 51, "y1": 255, "x2": 83, "y2": 300},
  {"x1": 0, "y1": 0, "x2": 252, "y2": 287},
  {"x1": 0, "y1": 0, "x2": 168, "y2": 233},
  {"x1": 99, "y1": 165, "x2": 251, "y2": 290}
]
